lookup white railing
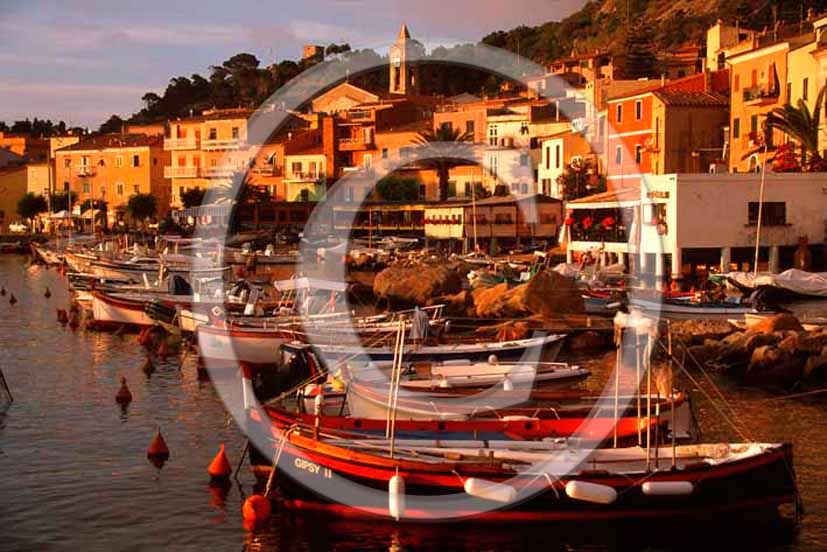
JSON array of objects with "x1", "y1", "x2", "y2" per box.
[
  {"x1": 201, "y1": 166, "x2": 239, "y2": 177},
  {"x1": 164, "y1": 166, "x2": 200, "y2": 178},
  {"x1": 202, "y1": 138, "x2": 242, "y2": 150},
  {"x1": 76, "y1": 166, "x2": 94, "y2": 176},
  {"x1": 163, "y1": 137, "x2": 198, "y2": 150}
]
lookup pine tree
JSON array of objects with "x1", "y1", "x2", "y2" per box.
[{"x1": 621, "y1": 20, "x2": 658, "y2": 79}]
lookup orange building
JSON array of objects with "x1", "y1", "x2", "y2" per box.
[
  {"x1": 606, "y1": 71, "x2": 729, "y2": 187},
  {"x1": 55, "y1": 134, "x2": 170, "y2": 224}
]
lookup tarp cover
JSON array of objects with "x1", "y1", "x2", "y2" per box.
[{"x1": 726, "y1": 269, "x2": 827, "y2": 298}]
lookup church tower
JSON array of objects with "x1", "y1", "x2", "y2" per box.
[{"x1": 389, "y1": 23, "x2": 424, "y2": 95}]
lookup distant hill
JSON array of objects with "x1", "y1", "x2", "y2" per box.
[{"x1": 482, "y1": 0, "x2": 827, "y2": 66}]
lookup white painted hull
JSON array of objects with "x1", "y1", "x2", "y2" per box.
[
  {"x1": 91, "y1": 294, "x2": 155, "y2": 327},
  {"x1": 196, "y1": 327, "x2": 293, "y2": 364}
]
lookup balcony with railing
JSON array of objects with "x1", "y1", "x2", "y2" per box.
[
  {"x1": 202, "y1": 137, "x2": 243, "y2": 151},
  {"x1": 202, "y1": 165, "x2": 239, "y2": 178},
  {"x1": 164, "y1": 166, "x2": 200, "y2": 178},
  {"x1": 742, "y1": 85, "x2": 779, "y2": 105},
  {"x1": 76, "y1": 166, "x2": 94, "y2": 176},
  {"x1": 163, "y1": 137, "x2": 198, "y2": 150},
  {"x1": 339, "y1": 109, "x2": 374, "y2": 123},
  {"x1": 285, "y1": 171, "x2": 325, "y2": 182},
  {"x1": 338, "y1": 136, "x2": 373, "y2": 151},
  {"x1": 249, "y1": 164, "x2": 282, "y2": 176}
]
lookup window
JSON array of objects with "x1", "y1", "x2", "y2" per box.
[
  {"x1": 465, "y1": 120, "x2": 474, "y2": 136},
  {"x1": 81, "y1": 155, "x2": 90, "y2": 166},
  {"x1": 116, "y1": 183, "x2": 124, "y2": 196},
  {"x1": 291, "y1": 162, "x2": 302, "y2": 174},
  {"x1": 615, "y1": 104, "x2": 623, "y2": 123},
  {"x1": 615, "y1": 145, "x2": 622, "y2": 165},
  {"x1": 734, "y1": 74, "x2": 740, "y2": 92},
  {"x1": 488, "y1": 125, "x2": 498, "y2": 146},
  {"x1": 208, "y1": 128, "x2": 217, "y2": 140},
  {"x1": 555, "y1": 144, "x2": 561, "y2": 168},
  {"x1": 786, "y1": 82, "x2": 792, "y2": 101},
  {"x1": 519, "y1": 153, "x2": 529, "y2": 167},
  {"x1": 733, "y1": 118, "x2": 740, "y2": 138},
  {"x1": 748, "y1": 202, "x2": 786, "y2": 226},
  {"x1": 440, "y1": 122, "x2": 453, "y2": 133},
  {"x1": 635, "y1": 144, "x2": 643, "y2": 164},
  {"x1": 750, "y1": 114, "x2": 758, "y2": 134},
  {"x1": 520, "y1": 183, "x2": 528, "y2": 194},
  {"x1": 178, "y1": 156, "x2": 186, "y2": 167},
  {"x1": 232, "y1": 127, "x2": 239, "y2": 139},
  {"x1": 520, "y1": 122, "x2": 529, "y2": 135},
  {"x1": 63, "y1": 158, "x2": 71, "y2": 168},
  {"x1": 115, "y1": 156, "x2": 123, "y2": 168},
  {"x1": 363, "y1": 154, "x2": 372, "y2": 168},
  {"x1": 82, "y1": 182, "x2": 90, "y2": 193},
  {"x1": 447, "y1": 181, "x2": 457, "y2": 197},
  {"x1": 133, "y1": 184, "x2": 139, "y2": 193},
  {"x1": 131, "y1": 154, "x2": 140, "y2": 167},
  {"x1": 63, "y1": 181, "x2": 69, "y2": 191},
  {"x1": 803, "y1": 78, "x2": 809, "y2": 101},
  {"x1": 635, "y1": 100, "x2": 642, "y2": 120},
  {"x1": 382, "y1": 148, "x2": 388, "y2": 159},
  {"x1": 488, "y1": 154, "x2": 498, "y2": 177}
]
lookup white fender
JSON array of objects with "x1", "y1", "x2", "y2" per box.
[
  {"x1": 389, "y1": 474, "x2": 406, "y2": 521},
  {"x1": 502, "y1": 374, "x2": 513, "y2": 391},
  {"x1": 642, "y1": 481, "x2": 694, "y2": 496},
  {"x1": 565, "y1": 481, "x2": 617, "y2": 504},
  {"x1": 464, "y1": 478, "x2": 518, "y2": 503},
  {"x1": 313, "y1": 393, "x2": 324, "y2": 417}
]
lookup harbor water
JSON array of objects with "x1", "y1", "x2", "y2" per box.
[{"x1": 1, "y1": 254, "x2": 826, "y2": 551}]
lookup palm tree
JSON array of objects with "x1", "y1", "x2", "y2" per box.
[
  {"x1": 765, "y1": 85, "x2": 827, "y2": 171},
  {"x1": 414, "y1": 126, "x2": 471, "y2": 201}
]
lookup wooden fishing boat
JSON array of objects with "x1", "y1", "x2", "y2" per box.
[
  {"x1": 90, "y1": 291, "x2": 156, "y2": 328},
  {"x1": 630, "y1": 297, "x2": 764, "y2": 320},
  {"x1": 247, "y1": 413, "x2": 797, "y2": 522},
  {"x1": 32, "y1": 244, "x2": 64, "y2": 266},
  {"x1": 310, "y1": 333, "x2": 566, "y2": 364}
]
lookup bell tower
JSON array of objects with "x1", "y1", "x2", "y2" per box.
[{"x1": 389, "y1": 23, "x2": 424, "y2": 95}]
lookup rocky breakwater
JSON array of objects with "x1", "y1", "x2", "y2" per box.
[{"x1": 674, "y1": 314, "x2": 827, "y2": 388}]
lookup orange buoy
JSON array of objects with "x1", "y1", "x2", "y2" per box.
[
  {"x1": 208, "y1": 443, "x2": 232, "y2": 480},
  {"x1": 147, "y1": 428, "x2": 170, "y2": 461},
  {"x1": 56, "y1": 309, "x2": 68, "y2": 324},
  {"x1": 242, "y1": 494, "x2": 271, "y2": 524},
  {"x1": 141, "y1": 356, "x2": 154, "y2": 376},
  {"x1": 9, "y1": 294, "x2": 16, "y2": 305},
  {"x1": 157, "y1": 340, "x2": 169, "y2": 359},
  {"x1": 0, "y1": 286, "x2": 5, "y2": 296},
  {"x1": 115, "y1": 377, "x2": 132, "y2": 405},
  {"x1": 44, "y1": 287, "x2": 51, "y2": 298}
]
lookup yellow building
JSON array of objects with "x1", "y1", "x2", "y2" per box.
[
  {"x1": 55, "y1": 134, "x2": 170, "y2": 224},
  {"x1": 165, "y1": 108, "x2": 254, "y2": 207},
  {"x1": 0, "y1": 166, "x2": 31, "y2": 232}
]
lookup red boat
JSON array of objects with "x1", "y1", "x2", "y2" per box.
[{"x1": 247, "y1": 412, "x2": 798, "y2": 523}]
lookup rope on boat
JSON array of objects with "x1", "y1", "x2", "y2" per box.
[
  {"x1": 263, "y1": 425, "x2": 296, "y2": 498},
  {"x1": 0, "y1": 366, "x2": 12, "y2": 403},
  {"x1": 655, "y1": 339, "x2": 750, "y2": 442}
]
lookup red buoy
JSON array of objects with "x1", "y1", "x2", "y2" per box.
[
  {"x1": 0, "y1": 287, "x2": 5, "y2": 296},
  {"x1": 208, "y1": 443, "x2": 232, "y2": 480},
  {"x1": 44, "y1": 287, "x2": 51, "y2": 298},
  {"x1": 147, "y1": 428, "x2": 170, "y2": 461},
  {"x1": 9, "y1": 294, "x2": 17, "y2": 305},
  {"x1": 242, "y1": 494, "x2": 271, "y2": 525},
  {"x1": 116, "y1": 377, "x2": 132, "y2": 405}
]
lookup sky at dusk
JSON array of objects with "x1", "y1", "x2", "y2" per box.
[{"x1": 0, "y1": 0, "x2": 585, "y2": 128}]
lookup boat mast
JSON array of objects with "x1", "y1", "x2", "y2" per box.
[{"x1": 753, "y1": 140, "x2": 769, "y2": 275}]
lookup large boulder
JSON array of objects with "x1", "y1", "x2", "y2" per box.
[
  {"x1": 374, "y1": 265, "x2": 463, "y2": 306},
  {"x1": 473, "y1": 270, "x2": 584, "y2": 319},
  {"x1": 747, "y1": 313, "x2": 804, "y2": 334},
  {"x1": 747, "y1": 345, "x2": 803, "y2": 387},
  {"x1": 429, "y1": 290, "x2": 473, "y2": 317},
  {"x1": 796, "y1": 331, "x2": 827, "y2": 354}
]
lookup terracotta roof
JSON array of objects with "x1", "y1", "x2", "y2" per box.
[
  {"x1": 653, "y1": 90, "x2": 728, "y2": 107},
  {"x1": 59, "y1": 134, "x2": 162, "y2": 151}
]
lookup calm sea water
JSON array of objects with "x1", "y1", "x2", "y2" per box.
[{"x1": 0, "y1": 254, "x2": 826, "y2": 551}]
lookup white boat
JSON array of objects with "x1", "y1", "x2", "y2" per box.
[
  {"x1": 90, "y1": 292, "x2": 156, "y2": 328},
  {"x1": 630, "y1": 297, "x2": 759, "y2": 320}
]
